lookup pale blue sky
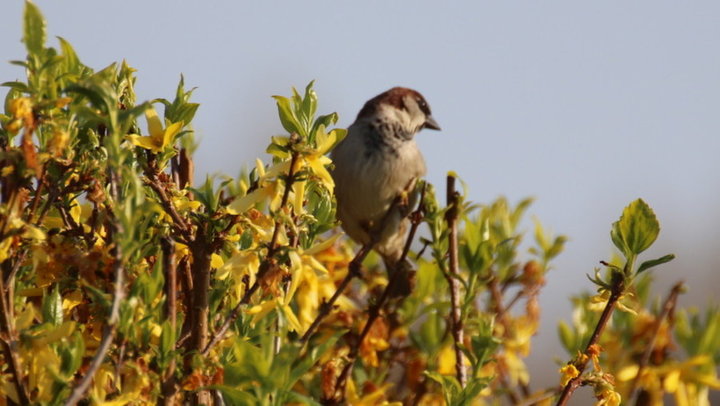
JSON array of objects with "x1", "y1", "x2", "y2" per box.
[{"x1": 2, "y1": 0, "x2": 719, "y2": 393}]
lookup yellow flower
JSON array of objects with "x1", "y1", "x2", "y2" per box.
[
  {"x1": 560, "y1": 364, "x2": 580, "y2": 386},
  {"x1": 595, "y1": 389, "x2": 621, "y2": 406},
  {"x1": 589, "y1": 290, "x2": 637, "y2": 314},
  {"x1": 126, "y1": 107, "x2": 183, "y2": 153}
]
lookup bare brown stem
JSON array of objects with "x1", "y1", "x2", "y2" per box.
[
  {"x1": 300, "y1": 244, "x2": 372, "y2": 344},
  {"x1": 330, "y1": 185, "x2": 426, "y2": 404},
  {"x1": 145, "y1": 173, "x2": 193, "y2": 241},
  {"x1": 65, "y1": 203, "x2": 125, "y2": 405},
  {"x1": 628, "y1": 281, "x2": 684, "y2": 403},
  {"x1": 0, "y1": 263, "x2": 29, "y2": 405},
  {"x1": 444, "y1": 175, "x2": 467, "y2": 387},
  {"x1": 161, "y1": 237, "x2": 178, "y2": 404},
  {"x1": 555, "y1": 273, "x2": 624, "y2": 406},
  {"x1": 187, "y1": 231, "x2": 213, "y2": 405}
]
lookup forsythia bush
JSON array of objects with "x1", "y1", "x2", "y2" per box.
[{"x1": 1, "y1": 3, "x2": 719, "y2": 405}]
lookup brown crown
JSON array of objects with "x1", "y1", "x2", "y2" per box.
[{"x1": 356, "y1": 87, "x2": 431, "y2": 120}]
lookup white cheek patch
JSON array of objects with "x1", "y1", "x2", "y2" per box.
[{"x1": 402, "y1": 96, "x2": 427, "y2": 130}]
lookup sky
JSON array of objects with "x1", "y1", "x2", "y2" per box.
[{"x1": 2, "y1": 0, "x2": 719, "y2": 395}]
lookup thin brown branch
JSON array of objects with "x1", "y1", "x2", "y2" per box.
[
  {"x1": 202, "y1": 149, "x2": 300, "y2": 356},
  {"x1": 299, "y1": 244, "x2": 372, "y2": 343},
  {"x1": 330, "y1": 185, "x2": 426, "y2": 404},
  {"x1": 516, "y1": 388, "x2": 559, "y2": 406},
  {"x1": 161, "y1": 237, "x2": 178, "y2": 404},
  {"x1": 27, "y1": 165, "x2": 46, "y2": 222},
  {"x1": 555, "y1": 273, "x2": 624, "y2": 406},
  {"x1": 444, "y1": 175, "x2": 467, "y2": 387},
  {"x1": 65, "y1": 204, "x2": 125, "y2": 405},
  {"x1": 145, "y1": 173, "x2": 193, "y2": 241},
  {"x1": 0, "y1": 262, "x2": 30, "y2": 405},
  {"x1": 628, "y1": 281, "x2": 684, "y2": 403},
  {"x1": 177, "y1": 257, "x2": 193, "y2": 349},
  {"x1": 488, "y1": 280, "x2": 520, "y2": 402}
]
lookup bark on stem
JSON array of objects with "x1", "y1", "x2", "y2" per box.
[
  {"x1": 330, "y1": 185, "x2": 426, "y2": 404},
  {"x1": 161, "y1": 237, "x2": 178, "y2": 404},
  {"x1": 444, "y1": 175, "x2": 467, "y2": 387},
  {"x1": 555, "y1": 273, "x2": 624, "y2": 406},
  {"x1": 187, "y1": 232, "x2": 213, "y2": 405},
  {"x1": 0, "y1": 266, "x2": 29, "y2": 405},
  {"x1": 65, "y1": 202, "x2": 125, "y2": 406}
]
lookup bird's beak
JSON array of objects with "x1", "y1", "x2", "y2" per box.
[{"x1": 424, "y1": 115, "x2": 441, "y2": 131}]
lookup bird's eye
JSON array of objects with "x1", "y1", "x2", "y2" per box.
[{"x1": 416, "y1": 98, "x2": 430, "y2": 114}]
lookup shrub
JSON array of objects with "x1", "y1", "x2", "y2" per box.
[{"x1": 0, "y1": 3, "x2": 718, "y2": 405}]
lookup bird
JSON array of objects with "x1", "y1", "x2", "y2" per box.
[{"x1": 331, "y1": 87, "x2": 440, "y2": 293}]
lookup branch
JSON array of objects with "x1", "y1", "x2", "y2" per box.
[
  {"x1": 160, "y1": 237, "x2": 178, "y2": 404},
  {"x1": 0, "y1": 260, "x2": 29, "y2": 404},
  {"x1": 628, "y1": 281, "x2": 684, "y2": 402},
  {"x1": 145, "y1": 172, "x2": 193, "y2": 242},
  {"x1": 330, "y1": 185, "x2": 426, "y2": 404},
  {"x1": 65, "y1": 199, "x2": 125, "y2": 405},
  {"x1": 202, "y1": 149, "x2": 300, "y2": 356},
  {"x1": 444, "y1": 175, "x2": 467, "y2": 387},
  {"x1": 555, "y1": 272, "x2": 625, "y2": 406},
  {"x1": 299, "y1": 243, "x2": 372, "y2": 343}
]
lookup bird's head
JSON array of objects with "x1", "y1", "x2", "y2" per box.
[{"x1": 356, "y1": 87, "x2": 440, "y2": 136}]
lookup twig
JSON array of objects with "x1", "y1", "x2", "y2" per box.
[
  {"x1": 65, "y1": 191, "x2": 125, "y2": 405},
  {"x1": 299, "y1": 244, "x2": 372, "y2": 344},
  {"x1": 177, "y1": 257, "x2": 193, "y2": 349},
  {"x1": 0, "y1": 263, "x2": 30, "y2": 404},
  {"x1": 202, "y1": 150, "x2": 300, "y2": 356},
  {"x1": 555, "y1": 272, "x2": 624, "y2": 406},
  {"x1": 487, "y1": 278, "x2": 524, "y2": 402},
  {"x1": 27, "y1": 164, "x2": 46, "y2": 222},
  {"x1": 516, "y1": 388, "x2": 559, "y2": 406},
  {"x1": 145, "y1": 172, "x2": 193, "y2": 241},
  {"x1": 628, "y1": 281, "x2": 684, "y2": 402},
  {"x1": 444, "y1": 175, "x2": 467, "y2": 387},
  {"x1": 161, "y1": 237, "x2": 178, "y2": 403},
  {"x1": 330, "y1": 185, "x2": 427, "y2": 404}
]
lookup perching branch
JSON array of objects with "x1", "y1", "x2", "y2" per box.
[
  {"x1": 444, "y1": 174, "x2": 467, "y2": 387},
  {"x1": 555, "y1": 271, "x2": 625, "y2": 406},
  {"x1": 330, "y1": 184, "x2": 426, "y2": 404}
]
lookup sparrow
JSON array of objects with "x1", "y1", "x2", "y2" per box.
[{"x1": 331, "y1": 87, "x2": 440, "y2": 290}]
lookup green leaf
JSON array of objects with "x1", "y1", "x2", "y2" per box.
[
  {"x1": 58, "y1": 36, "x2": 80, "y2": 73},
  {"x1": 42, "y1": 284, "x2": 63, "y2": 325},
  {"x1": 211, "y1": 385, "x2": 257, "y2": 406},
  {"x1": 272, "y1": 95, "x2": 301, "y2": 135},
  {"x1": 637, "y1": 253, "x2": 675, "y2": 274},
  {"x1": 557, "y1": 321, "x2": 575, "y2": 352},
  {"x1": 613, "y1": 199, "x2": 660, "y2": 256},
  {"x1": 159, "y1": 320, "x2": 176, "y2": 365},
  {"x1": 23, "y1": 1, "x2": 46, "y2": 56},
  {"x1": 288, "y1": 331, "x2": 342, "y2": 387},
  {"x1": 59, "y1": 332, "x2": 84, "y2": 377},
  {"x1": 455, "y1": 377, "x2": 491, "y2": 405},
  {"x1": 1, "y1": 81, "x2": 32, "y2": 93}
]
